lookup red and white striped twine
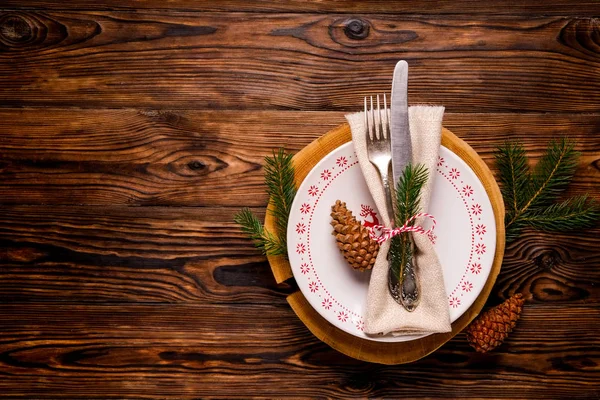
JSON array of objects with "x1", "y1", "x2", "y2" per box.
[{"x1": 367, "y1": 212, "x2": 436, "y2": 244}]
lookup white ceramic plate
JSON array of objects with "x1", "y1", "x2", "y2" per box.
[{"x1": 287, "y1": 142, "x2": 496, "y2": 342}]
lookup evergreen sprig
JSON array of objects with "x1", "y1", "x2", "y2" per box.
[
  {"x1": 496, "y1": 138, "x2": 599, "y2": 242},
  {"x1": 234, "y1": 148, "x2": 296, "y2": 257},
  {"x1": 264, "y1": 148, "x2": 296, "y2": 247},
  {"x1": 389, "y1": 164, "x2": 428, "y2": 281},
  {"x1": 234, "y1": 208, "x2": 286, "y2": 255}
]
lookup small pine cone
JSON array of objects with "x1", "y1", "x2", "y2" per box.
[
  {"x1": 466, "y1": 293, "x2": 525, "y2": 353},
  {"x1": 330, "y1": 200, "x2": 379, "y2": 271}
]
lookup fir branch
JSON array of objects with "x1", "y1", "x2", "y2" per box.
[
  {"x1": 527, "y1": 137, "x2": 579, "y2": 209},
  {"x1": 495, "y1": 137, "x2": 599, "y2": 243},
  {"x1": 389, "y1": 164, "x2": 428, "y2": 281},
  {"x1": 495, "y1": 141, "x2": 530, "y2": 216},
  {"x1": 395, "y1": 163, "x2": 429, "y2": 224},
  {"x1": 521, "y1": 195, "x2": 599, "y2": 232},
  {"x1": 234, "y1": 148, "x2": 296, "y2": 258},
  {"x1": 234, "y1": 208, "x2": 287, "y2": 256},
  {"x1": 264, "y1": 148, "x2": 297, "y2": 251},
  {"x1": 505, "y1": 138, "x2": 578, "y2": 231}
]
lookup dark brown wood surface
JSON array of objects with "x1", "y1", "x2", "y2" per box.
[{"x1": 0, "y1": 1, "x2": 598, "y2": 398}]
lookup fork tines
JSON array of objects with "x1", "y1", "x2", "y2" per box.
[{"x1": 364, "y1": 94, "x2": 390, "y2": 140}]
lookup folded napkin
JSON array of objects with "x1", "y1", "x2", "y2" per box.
[{"x1": 345, "y1": 106, "x2": 452, "y2": 336}]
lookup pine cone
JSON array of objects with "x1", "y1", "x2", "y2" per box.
[
  {"x1": 330, "y1": 200, "x2": 379, "y2": 271},
  {"x1": 466, "y1": 293, "x2": 525, "y2": 353}
]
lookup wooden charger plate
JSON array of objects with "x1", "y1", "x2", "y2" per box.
[{"x1": 265, "y1": 123, "x2": 505, "y2": 364}]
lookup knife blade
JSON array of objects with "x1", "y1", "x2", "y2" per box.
[
  {"x1": 389, "y1": 60, "x2": 420, "y2": 312},
  {"x1": 391, "y1": 60, "x2": 411, "y2": 184}
]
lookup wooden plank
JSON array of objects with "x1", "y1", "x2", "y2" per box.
[
  {"x1": 0, "y1": 12, "x2": 599, "y2": 111},
  {"x1": 2, "y1": 0, "x2": 600, "y2": 15},
  {"x1": 0, "y1": 205, "x2": 293, "y2": 304},
  {"x1": 0, "y1": 302, "x2": 598, "y2": 398},
  {"x1": 0, "y1": 109, "x2": 598, "y2": 206},
  {"x1": 0, "y1": 205, "x2": 597, "y2": 304}
]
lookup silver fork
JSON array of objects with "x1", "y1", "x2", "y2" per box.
[{"x1": 364, "y1": 95, "x2": 394, "y2": 225}]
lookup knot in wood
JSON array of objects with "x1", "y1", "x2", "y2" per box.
[
  {"x1": 188, "y1": 160, "x2": 206, "y2": 171},
  {"x1": 535, "y1": 251, "x2": 557, "y2": 270},
  {"x1": 0, "y1": 14, "x2": 33, "y2": 43},
  {"x1": 343, "y1": 18, "x2": 370, "y2": 40}
]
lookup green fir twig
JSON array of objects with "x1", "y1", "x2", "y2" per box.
[
  {"x1": 496, "y1": 138, "x2": 599, "y2": 242},
  {"x1": 234, "y1": 148, "x2": 296, "y2": 258},
  {"x1": 234, "y1": 208, "x2": 287, "y2": 255},
  {"x1": 264, "y1": 148, "x2": 296, "y2": 251},
  {"x1": 389, "y1": 164, "x2": 428, "y2": 282}
]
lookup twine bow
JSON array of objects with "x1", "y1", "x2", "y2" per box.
[{"x1": 367, "y1": 212, "x2": 436, "y2": 244}]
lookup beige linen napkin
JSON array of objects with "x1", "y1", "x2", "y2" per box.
[{"x1": 345, "y1": 106, "x2": 452, "y2": 336}]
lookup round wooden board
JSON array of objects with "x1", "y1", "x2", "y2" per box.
[{"x1": 265, "y1": 123, "x2": 505, "y2": 364}]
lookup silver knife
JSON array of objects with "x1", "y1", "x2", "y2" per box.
[{"x1": 390, "y1": 60, "x2": 420, "y2": 312}]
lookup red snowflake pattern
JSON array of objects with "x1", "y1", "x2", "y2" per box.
[
  {"x1": 322, "y1": 298, "x2": 332, "y2": 310},
  {"x1": 320, "y1": 169, "x2": 332, "y2": 180},
  {"x1": 462, "y1": 185, "x2": 473, "y2": 197},
  {"x1": 336, "y1": 156, "x2": 348, "y2": 167},
  {"x1": 296, "y1": 243, "x2": 306, "y2": 254},
  {"x1": 449, "y1": 297, "x2": 461, "y2": 308},
  {"x1": 300, "y1": 263, "x2": 310, "y2": 275},
  {"x1": 337, "y1": 311, "x2": 348, "y2": 322},
  {"x1": 300, "y1": 203, "x2": 311, "y2": 214},
  {"x1": 470, "y1": 263, "x2": 482, "y2": 274},
  {"x1": 308, "y1": 185, "x2": 319, "y2": 196},
  {"x1": 475, "y1": 243, "x2": 486, "y2": 255},
  {"x1": 295, "y1": 223, "x2": 306, "y2": 234},
  {"x1": 475, "y1": 224, "x2": 486, "y2": 235},
  {"x1": 308, "y1": 281, "x2": 319, "y2": 293},
  {"x1": 356, "y1": 321, "x2": 365, "y2": 331},
  {"x1": 449, "y1": 168, "x2": 460, "y2": 179},
  {"x1": 471, "y1": 203, "x2": 482, "y2": 215},
  {"x1": 462, "y1": 281, "x2": 473, "y2": 292},
  {"x1": 437, "y1": 156, "x2": 445, "y2": 167}
]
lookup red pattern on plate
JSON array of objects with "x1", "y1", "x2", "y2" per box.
[
  {"x1": 470, "y1": 263, "x2": 482, "y2": 274},
  {"x1": 320, "y1": 169, "x2": 332, "y2": 180},
  {"x1": 475, "y1": 224, "x2": 487, "y2": 235}
]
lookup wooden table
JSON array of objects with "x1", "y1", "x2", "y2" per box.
[{"x1": 1, "y1": 1, "x2": 599, "y2": 398}]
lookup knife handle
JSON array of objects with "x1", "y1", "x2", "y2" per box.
[{"x1": 382, "y1": 164, "x2": 395, "y2": 225}]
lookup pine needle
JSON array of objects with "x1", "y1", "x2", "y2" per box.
[
  {"x1": 234, "y1": 148, "x2": 296, "y2": 258},
  {"x1": 526, "y1": 137, "x2": 579, "y2": 210},
  {"x1": 264, "y1": 148, "x2": 297, "y2": 251},
  {"x1": 522, "y1": 195, "x2": 599, "y2": 232},
  {"x1": 389, "y1": 164, "x2": 428, "y2": 281},
  {"x1": 495, "y1": 137, "x2": 599, "y2": 243},
  {"x1": 234, "y1": 208, "x2": 287, "y2": 256},
  {"x1": 494, "y1": 141, "x2": 530, "y2": 216},
  {"x1": 395, "y1": 163, "x2": 429, "y2": 224}
]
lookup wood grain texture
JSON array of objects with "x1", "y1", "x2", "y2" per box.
[
  {"x1": 0, "y1": 109, "x2": 598, "y2": 206},
  {"x1": 0, "y1": 303, "x2": 598, "y2": 399},
  {"x1": 2, "y1": 0, "x2": 600, "y2": 15},
  {"x1": 0, "y1": 12, "x2": 599, "y2": 111},
  {"x1": 0, "y1": 205, "x2": 298, "y2": 304},
  {"x1": 1, "y1": 1, "x2": 599, "y2": 397}
]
